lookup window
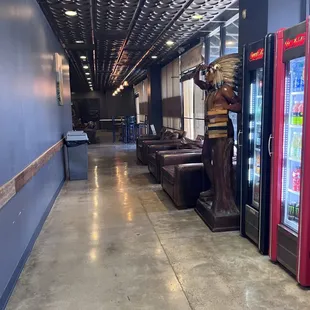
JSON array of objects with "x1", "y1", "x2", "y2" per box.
[
  {"x1": 134, "y1": 79, "x2": 148, "y2": 123},
  {"x1": 182, "y1": 73, "x2": 205, "y2": 140},
  {"x1": 224, "y1": 16, "x2": 239, "y2": 55},
  {"x1": 193, "y1": 78, "x2": 205, "y2": 137},
  {"x1": 183, "y1": 79, "x2": 194, "y2": 139},
  {"x1": 224, "y1": 14, "x2": 239, "y2": 146},
  {"x1": 135, "y1": 95, "x2": 140, "y2": 124},
  {"x1": 161, "y1": 58, "x2": 182, "y2": 130},
  {"x1": 209, "y1": 27, "x2": 221, "y2": 63}
]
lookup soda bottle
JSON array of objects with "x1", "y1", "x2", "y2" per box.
[
  {"x1": 256, "y1": 154, "x2": 260, "y2": 174},
  {"x1": 256, "y1": 98, "x2": 262, "y2": 121},
  {"x1": 298, "y1": 102, "x2": 304, "y2": 126},
  {"x1": 296, "y1": 74, "x2": 301, "y2": 92},
  {"x1": 254, "y1": 180, "x2": 260, "y2": 202},
  {"x1": 301, "y1": 66, "x2": 305, "y2": 91},
  {"x1": 290, "y1": 132, "x2": 297, "y2": 159},
  {"x1": 256, "y1": 125, "x2": 261, "y2": 148},
  {"x1": 292, "y1": 102, "x2": 299, "y2": 125},
  {"x1": 258, "y1": 81, "x2": 263, "y2": 96},
  {"x1": 296, "y1": 133, "x2": 302, "y2": 160},
  {"x1": 292, "y1": 71, "x2": 297, "y2": 92},
  {"x1": 292, "y1": 167, "x2": 301, "y2": 192},
  {"x1": 288, "y1": 203, "x2": 294, "y2": 220},
  {"x1": 294, "y1": 204, "x2": 300, "y2": 222}
]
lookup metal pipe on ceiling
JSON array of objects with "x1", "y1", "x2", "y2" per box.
[
  {"x1": 119, "y1": 0, "x2": 196, "y2": 86},
  {"x1": 89, "y1": 0, "x2": 97, "y2": 90},
  {"x1": 101, "y1": 0, "x2": 147, "y2": 89}
]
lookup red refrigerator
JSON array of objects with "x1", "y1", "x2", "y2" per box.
[{"x1": 270, "y1": 18, "x2": 310, "y2": 286}]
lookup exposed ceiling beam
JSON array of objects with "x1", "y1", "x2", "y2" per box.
[
  {"x1": 105, "y1": 0, "x2": 147, "y2": 88},
  {"x1": 90, "y1": 0, "x2": 96, "y2": 90},
  {"x1": 120, "y1": 0, "x2": 196, "y2": 86},
  {"x1": 66, "y1": 44, "x2": 95, "y2": 50},
  {"x1": 95, "y1": 30, "x2": 128, "y2": 40}
]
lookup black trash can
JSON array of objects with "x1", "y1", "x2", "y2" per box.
[{"x1": 65, "y1": 131, "x2": 89, "y2": 180}]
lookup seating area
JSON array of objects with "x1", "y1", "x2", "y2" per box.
[{"x1": 136, "y1": 128, "x2": 206, "y2": 209}]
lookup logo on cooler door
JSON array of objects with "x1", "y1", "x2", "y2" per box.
[
  {"x1": 284, "y1": 33, "x2": 306, "y2": 50},
  {"x1": 249, "y1": 48, "x2": 264, "y2": 61}
]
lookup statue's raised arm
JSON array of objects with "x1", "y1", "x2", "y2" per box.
[{"x1": 193, "y1": 64, "x2": 210, "y2": 91}]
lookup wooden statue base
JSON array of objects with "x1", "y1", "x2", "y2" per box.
[{"x1": 195, "y1": 198, "x2": 240, "y2": 232}]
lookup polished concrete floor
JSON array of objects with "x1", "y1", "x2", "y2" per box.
[{"x1": 6, "y1": 141, "x2": 310, "y2": 310}]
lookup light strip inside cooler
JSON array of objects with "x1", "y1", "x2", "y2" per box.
[
  {"x1": 248, "y1": 83, "x2": 254, "y2": 184},
  {"x1": 281, "y1": 57, "x2": 304, "y2": 233},
  {"x1": 248, "y1": 69, "x2": 263, "y2": 209}
]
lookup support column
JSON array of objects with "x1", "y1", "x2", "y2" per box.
[
  {"x1": 147, "y1": 65, "x2": 162, "y2": 133},
  {"x1": 239, "y1": 0, "x2": 309, "y2": 49}
]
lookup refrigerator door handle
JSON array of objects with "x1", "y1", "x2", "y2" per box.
[
  {"x1": 237, "y1": 130, "x2": 242, "y2": 147},
  {"x1": 268, "y1": 134, "x2": 273, "y2": 157}
]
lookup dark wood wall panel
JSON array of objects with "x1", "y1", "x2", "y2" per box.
[
  {"x1": 162, "y1": 96, "x2": 182, "y2": 118},
  {"x1": 0, "y1": 139, "x2": 64, "y2": 210}
]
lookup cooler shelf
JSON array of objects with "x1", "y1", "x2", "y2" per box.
[
  {"x1": 288, "y1": 189, "x2": 300, "y2": 196},
  {"x1": 288, "y1": 157, "x2": 301, "y2": 163}
]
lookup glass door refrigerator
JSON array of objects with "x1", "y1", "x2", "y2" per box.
[
  {"x1": 270, "y1": 19, "x2": 310, "y2": 286},
  {"x1": 240, "y1": 34, "x2": 275, "y2": 255}
]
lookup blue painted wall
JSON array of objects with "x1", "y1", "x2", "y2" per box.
[{"x1": 0, "y1": 0, "x2": 72, "y2": 305}]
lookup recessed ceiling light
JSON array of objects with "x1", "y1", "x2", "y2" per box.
[
  {"x1": 80, "y1": 56, "x2": 87, "y2": 60},
  {"x1": 151, "y1": 55, "x2": 158, "y2": 59},
  {"x1": 85, "y1": 72, "x2": 90, "y2": 76},
  {"x1": 65, "y1": 10, "x2": 77, "y2": 17},
  {"x1": 120, "y1": 85, "x2": 124, "y2": 90},
  {"x1": 87, "y1": 77, "x2": 91, "y2": 80},
  {"x1": 76, "y1": 40, "x2": 84, "y2": 44},
  {"x1": 123, "y1": 81, "x2": 129, "y2": 87},
  {"x1": 192, "y1": 14, "x2": 203, "y2": 20},
  {"x1": 166, "y1": 40, "x2": 174, "y2": 46},
  {"x1": 83, "y1": 65, "x2": 89, "y2": 69},
  {"x1": 226, "y1": 41, "x2": 235, "y2": 46}
]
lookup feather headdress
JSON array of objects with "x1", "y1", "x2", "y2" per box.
[{"x1": 207, "y1": 53, "x2": 242, "y2": 91}]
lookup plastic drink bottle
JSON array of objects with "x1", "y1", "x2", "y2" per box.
[
  {"x1": 288, "y1": 203, "x2": 294, "y2": 220},
  {"x1": 292, "y1": 167, "x2": 301, "y2": 192},
  {"x1": 292, "y1": 102, "x2": 299, "y2": 125},
  {"x1": 294, "y1": 204, "x2": 300, "y2": 222},
  {"x1": 296, "y1": 133, "x2": 302, "y2": 160},
  {"x1": 298, "y1": 102, "x2": 304, "y2": 125},
  {"x1": 290, "y1": 132, "x2": 297, "y2": 159}
]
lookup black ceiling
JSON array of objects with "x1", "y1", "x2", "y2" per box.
[{"x1": 37, "y1": 0, "x2": 239, "y2": 92}]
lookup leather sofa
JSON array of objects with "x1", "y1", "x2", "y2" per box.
[
  {"x1": 161, "y1": 152, "x2": 204, "y2": 209},
  {"x1": 137, "y1": 139, "x2": 183, "y2": 165},
  {"x1": 148, "y1": 148, "x2": 202, "y2": 183},
  {"x1": 136, "y1": 128, "x2": 186, "y2": 164}
]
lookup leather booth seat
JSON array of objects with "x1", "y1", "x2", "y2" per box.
[
  {"x1": 148, "y1": 148, "x2": 202, "y2": 183},
  {"x1": 136, "y1": 128, "x2": 186, "y2": 164},
  {"x1": 137, "y1": 139, "x2": 182, "y2": 165},
  {"x1": 161, "y1": 153, "x2": 204, "y2": 209}
]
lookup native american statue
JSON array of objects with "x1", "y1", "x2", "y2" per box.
[{"x1": 194, "y1": 54, "x2": 242, "y2": 231}]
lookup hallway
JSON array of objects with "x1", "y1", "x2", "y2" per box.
[{"x1": 6, "y1": 143, "x2": 310, "y2": 310}]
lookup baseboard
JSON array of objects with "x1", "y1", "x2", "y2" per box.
[{"x1": 0, "y1": 179, "x2": 65, "y2": 310}]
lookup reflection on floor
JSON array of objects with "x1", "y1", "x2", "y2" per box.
[{"x1": 6, "y1": 143, "x2": 310, "y2": 310}]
